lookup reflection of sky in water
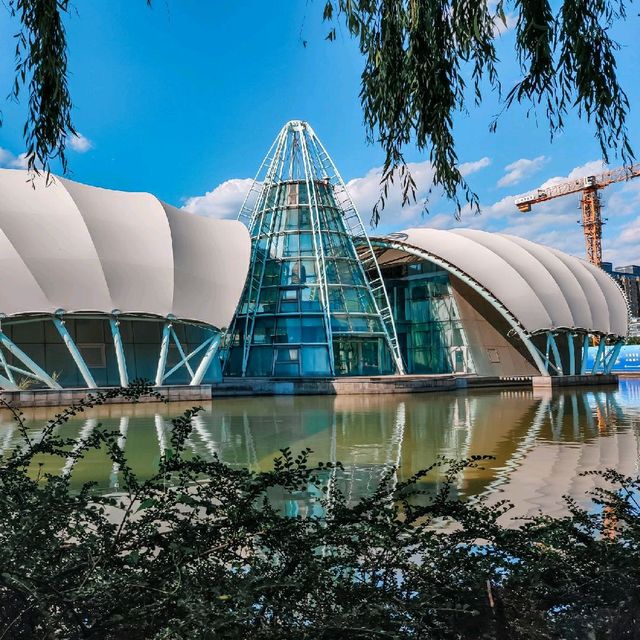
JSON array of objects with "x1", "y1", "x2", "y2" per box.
[{"x1": 1, "y1": 381, "x2": 639, "y2": 516}]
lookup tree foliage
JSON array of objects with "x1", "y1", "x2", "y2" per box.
[
  {"x1": 1, "y1": 1, "x2": 635, "y2": 216},
  {"x1": 0, "y1": 383, "x2": 639, "y2": 638},
  {"x1": 323, "y1": 0, "x2": 634, "y2": 221}
]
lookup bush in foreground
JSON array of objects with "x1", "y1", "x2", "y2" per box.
[{"x1": 0, "y1": 383, "x2": 638, "y2": 639}]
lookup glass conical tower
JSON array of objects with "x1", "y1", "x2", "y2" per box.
[{"x1": 224, "y1": 120, "x2": 404, "y2": 377}]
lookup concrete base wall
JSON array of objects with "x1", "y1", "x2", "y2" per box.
[
  {"x1": 532, "y1": 374, "x2": 618, "y2": 388},
  {"x1": 0, "y1": 385, "x2": 212, "y2": 408},
  {"x1": 213, "y1": 374, "x2": 618, "y2": 397},
  {"x1": 0, "y1": 375, "x2": 620, "y2": 407}
]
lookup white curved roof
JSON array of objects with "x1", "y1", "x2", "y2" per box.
[
  {"x1": 375, "y1": 228, "x2": 628, "y2": 337},
  {"x1": 0, "y1": 169, "x2": 251, "y2": 329}
]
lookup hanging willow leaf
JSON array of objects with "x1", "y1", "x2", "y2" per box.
[
  {"x1": 325, "y1": 0, "x2": 633, "y2": 224},
  {"x1": 0, "y1": 0, "x2": 634, "y2": 223}
]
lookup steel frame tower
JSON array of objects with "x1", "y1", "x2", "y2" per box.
[{"x1": 224, "y1": 120, "x2": 405, "y2": 377}]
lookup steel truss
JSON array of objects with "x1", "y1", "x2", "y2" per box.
[
  {"x1": 0, "y1": 314, "x2": 221, "y2": 391},
  {"x1": 226, "y1": 120, "x2": 405, "y2": 376}
]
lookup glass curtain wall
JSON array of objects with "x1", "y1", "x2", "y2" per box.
[
  {"x1": 381, "y1": 261, "x2": 475, "y2": 374},
  {"x1": 225, "y1": 179, "x2": 393, "y2": 377}
]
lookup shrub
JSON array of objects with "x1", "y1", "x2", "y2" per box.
[{"x1": 0, "y1": 383, "x2": 638, "y2": 639}]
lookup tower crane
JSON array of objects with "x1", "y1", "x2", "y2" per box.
[{"x1": 514, "y1": 163, "x2": 640, "y2": 267}]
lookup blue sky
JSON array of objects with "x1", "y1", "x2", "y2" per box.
[{"x1": 0, "y1": 1, "x2": 638, "y2": 265}]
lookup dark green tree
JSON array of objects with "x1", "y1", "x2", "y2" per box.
[{"x1": 1, "y1": 1, "x2": 635, "y2": 218}]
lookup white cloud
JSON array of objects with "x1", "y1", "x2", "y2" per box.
[
  {"x1": 69, "y1": 133, "x2": 93, "y2": 153},
  {"x1": 347, "y1": 156, "x2": 491, "y2": 229},
  {"x1": 179, "y1": 157, "x2": 639, "y2": 267},
  {"x1": 182, "y1": 178, "x2": 254, "y2": 219},
  {"x1": 460, "y1": 156, "x2": 491, "y2": 176},
  {"x1": 497, "y1": 155, "x2": 548, "y2": 187},
  {"x1": 0, "y1": 147, "x2": 29, "y2": 169},
  {"x1": 411, "y1": 158, "x2": 640, "y2": 266},
  {"x1": 539, "y1": 159, "x2": 606, "y2": 189}
]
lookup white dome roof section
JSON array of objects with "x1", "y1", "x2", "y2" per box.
[
  {"x1": 0, "y1": 170, "x2": 250, "y2": 330},
  {"x1": 162, "y1": 202, "x2": 250, "y2": 330},
  {"x1": 378, "y1": 228, "x2": 628, "y2": 338},
  {"x1": 61, "y1": 177, "x2": 175, "y2": 317},
  {"x1": 0, "y1": 170, "x2": 113, "y2": 314}
]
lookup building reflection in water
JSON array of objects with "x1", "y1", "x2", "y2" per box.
[{"x1": 0, "y1": 382, "x2": 638, "y2": 517}]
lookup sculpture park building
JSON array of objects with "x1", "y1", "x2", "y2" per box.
[{"x1": 0, "y1": 121, "x2": 630, "y2": 395}]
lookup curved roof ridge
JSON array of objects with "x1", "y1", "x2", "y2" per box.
[
  {"x1": 0, "y1": 226, "x2": 53, "y2": 315},
  {"x1": 0, "y1": 171, "x2": 114, "y2": 314},
  {"x1": 59, "y1": 177, "x2": 175, "y2": 317},
  {"x1": 453, "y1": 229, "x2": 574, "y2": 329},
  {"x1": 573, "y1": 255, "x2": 629, "y2": 336},
  {"x1": 398, "y1": 228, "x2": 553, "y2": 331},
  {"x1": 495, "y1": 233, "x2": 593, "y2": 330},
  {"x1": 0, "y1": 169, "x2": 250, "y2": 328},
  {"x1": 57, "y1": 177, "x2": 114, "y2": 312},
  {"x1": 376, "y1": 227, "x2": 628, "y2": 338}
]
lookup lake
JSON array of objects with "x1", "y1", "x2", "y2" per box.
[{"x1": 1, "y1": 379, "x2": 639, "y2": 518}]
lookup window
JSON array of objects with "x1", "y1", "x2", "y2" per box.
[
  {"x1": 288, "y1": 183, "x2": 299, "y2": 206},
  {"x1": 274, "y1": 347, "x2": 299, "y2": 376},
  {"x1": 78, "y1": 344, "x2": 106, "y2": 368},
  {"x1": 487, "y1": 348, "x2": 501, "y2": 363}
]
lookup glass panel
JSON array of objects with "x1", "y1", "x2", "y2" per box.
[
  {"x1": 287, "y1": 183, "x2": 299, "y2": 206},
  {"x1": 301, "y1": 287, "x2": 322, "y2": 311},
  {"x1": 275, "y1": 317, "x2": 302, "y2": 343},
  {"x1": 299, "y1": 233, "x2": 314, "y2": 256},
  {"x1": 328, "y1": 288, "x2": 345, "y2": 312},
  {"x1": 301, "y1": 316, "x2": 325, "y2": 342},
  {"x1": 259, "y1": 287, "x2": 278, "y2": 312},
  {"x1": 247, "y1": 347, "x2": 273, "y2": 376},
  {"x1": 290, "y1": 260, "x2": 308, "y2": 285},
  {"x1": 350, "y1": 316, "x2": 369, "y2": 332},
  {"x1": 361, "y1": 340, "x2": 380, "y2": 375},
  {"x1": 331, "y1": 315, "x2": 350, "y2": 332},
  {"x1": 299, "y1": 208, "x2": 311, "y2": 229},
  {"x1": 301, "y1": 346, "x2": 331, "y2": 375},
  {"x1": 276, "y1": 347, "x2": 299, "y2": 362},
  {"x1": 252, "y1": 317, "x2": 275, "y2": 344},
  {"x1": 343, "y1": 288, "x2": 364, "y2": 313},
  {"x1": 284, "y1": 233, "x2": 299, "y2": 256},
  {"x1": 325, "y1": 260, "x2": 338, "y2": 282},
  {"x1": 300, "y1": 259, "x2": 317, "y2": 283},
  {"x1": 263, "y1": 260, "x2": 280, "y2": 286},
  {"x1": 285, "y1": 209, "x2": 299, "y2": 230},
  {"x1": 298, "y1": 183, "x2": 309, "y2": 204}
]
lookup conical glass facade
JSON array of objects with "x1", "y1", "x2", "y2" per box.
[{"x1": 224, "y1": 121, "x2": 404, "y2": 377}]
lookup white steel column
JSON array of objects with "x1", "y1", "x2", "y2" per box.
[
  {"x1": 109, "y1": 318, "x2": 129, "y2": 387},
  {"x1": 190, "y1": 334, "x2": 221, "y2": 385},
  {"x1": 0, "y1": 347, "x2": 15, "y2": 386},
  {"x1": 580, "y1": 334, "x2": 590, "y2": 375},
  {"x1": 171, "y1": 328, "x2": 195, "y2": 378},
  {"x1": 155, "y1": 322, "x2": 172, "y2": 386},
  {"x1": 0, "y1": 373, "x2": 19, "y2": 391},
  {"x1": 567, "y1": 333, "x2": 576, "y2": 375},
  {"x1": 604, "y1": 340, "x2": 623, "y2": 374},
  {"x1": 591, "y1": 339, "x2": 606, "y2": 374},
  {"x1": 53, "y1": 318, "x2": 97, "y2": 389},
  {"x1": 549, "y1": 333, "x2": 563, "y2": 374},
  {"x1": 0, "y1": 331, "x2": 62, "y2": 389}
]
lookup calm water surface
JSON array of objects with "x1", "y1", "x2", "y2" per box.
[{"x1": 1, "y1": 379, "x2": 639, "y2": 517}]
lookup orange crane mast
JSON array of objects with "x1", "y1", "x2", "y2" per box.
[{"x1": 514, "y1": 163, "x2": 640, "y2": 267}]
